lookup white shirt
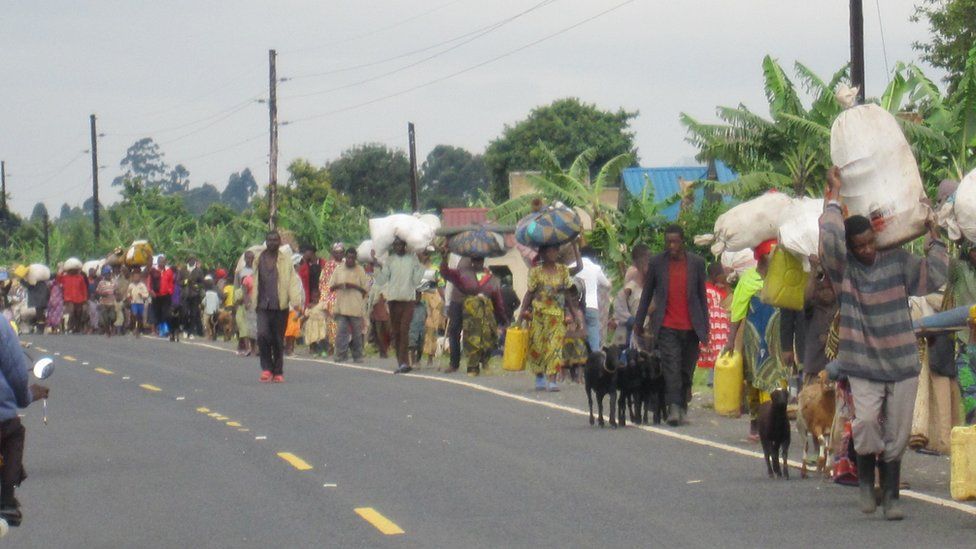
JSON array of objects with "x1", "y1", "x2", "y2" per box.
[
  {"x1": 575, "y1": 257, "x2": 611, "y2": 310},
  {"x1": 203, "y1": 290, "x2": 220, "y2": 315}
]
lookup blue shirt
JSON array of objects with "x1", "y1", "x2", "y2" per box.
[{"x1": 0, "y1": 319, "x2": 32, "y2": 421}]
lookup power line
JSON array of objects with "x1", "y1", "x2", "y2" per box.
[
  {"x1": 281, "y1": 0, "x2": 469, "y2": 55},
  {"x1": 282, "y1": 0, "x2": 558, "y2": 101},
  {"x1": 104, "y1": 91, "x2": 264, "y2": 139},
  {"x1": 181, "y1": 131, "x2": 266, "y2": 162},
  {"x1": 286, "y1": 0, "x2": 637, "y2": 126},
  {"x1": 136, "y1": 64, "x2": 265, "y2": 120},
  {"x1": 874, "y1": 0, "x2": 891, "y2": 76},
  {"x1": 283, "y1": 0, "x2": 557, "y2": 82}
]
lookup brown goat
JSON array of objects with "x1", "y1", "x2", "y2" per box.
[{"x1": 796, "y1": 370, "x2": 836, "y2": 479}]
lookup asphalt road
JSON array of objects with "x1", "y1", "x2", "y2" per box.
[{"x1": 5, "y1": 334, "x2": 975, "y2": 548}]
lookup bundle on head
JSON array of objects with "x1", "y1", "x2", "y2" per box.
[{"x1": 758, "y1": 388, "x2": 791, "y2": 479}]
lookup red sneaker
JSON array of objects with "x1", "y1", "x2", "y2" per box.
[
  {"x1": 260, "y1": 371, "x2": 273, "y2": 383},
  {"x1": 272, "y1": 374, "x2": 284, "y2": 383}
]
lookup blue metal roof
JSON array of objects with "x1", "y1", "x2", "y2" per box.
[{"x1": 621, "y1": 160, "x2": 737, "y2": 220}]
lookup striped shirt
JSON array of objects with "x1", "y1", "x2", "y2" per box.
[{"x1": 820, "y1": 203, "x2": 947, "y2": 382}]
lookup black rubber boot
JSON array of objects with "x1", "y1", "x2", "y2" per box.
[
  {"x1": 882, "y1": 460, "x2": 904, "y2": 521},
  {"x1": 856, "y1": 453, "x2": 877, "y2": 514}
]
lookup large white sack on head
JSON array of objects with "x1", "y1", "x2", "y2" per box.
[
  {"x1": 830, "y1": 103, "x2": 930, "y2": 249},
  {"x1": 26, "y1": 264, "x2": 51, "y2": 285},
  {"x1": 778, "y1": 197, "x2": 823, "y2": 270},
  {"x1": 416, "y1": 213, "x2": 441, "y2": 232},
  {"x1": 83, "y1": 260, "x2": 103, "y2": 275},
  {"x1": 370, "y1": 214, "x2": 435, "y2": 254},
  {"x1": 952, "y1": 169, "x2": 976, "y2": 243},
  {"x1": 63, "y1": 257, "x2": 83, "y2": 271},
  {"x1": 721, "y1": 248, "x2": 757, "y2": 277},
  {"x1": 710, "y1": 192, "x2": 794, "y2": 255},
  {"x1": 357, "y1": 240, "x2": 375, "y2": 263}
]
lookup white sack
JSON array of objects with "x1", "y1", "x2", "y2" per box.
[
  {"x1": 830, "y1": 102, "x2": 930, "y2": 249},
  {"x1": 83, "y1": 260, "x2": 103, "y2": 275},
  {"x1": 709, "y1": 192, "x2": 794, "y2": 255},
  {"x1": 952, "y1": 168, "x2": 976, "y2": 243},
  {"x1": 777, "y1": 197, "x2": 823, "y2": 270},
  {"x1": 369, "y1": 214, "x2": 435, "y2": 254},
  {"x1": 63, "y1": 257, "x2": 83, "y2": 271},
  {"x1": 26, "y1": 264, "x2": 51, "y2": 285},
  {"x1": 721, "y1": 248, "x2": 757, "y2": 278},
  {"x1": 234, "y1": 244, "x2": 293, "y2": 275},
  {"x1": 357, "y1": 240, "x2": 375, "y2": 264}
]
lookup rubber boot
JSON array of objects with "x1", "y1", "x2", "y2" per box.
[
  {"x1": 882, "y1": 460, "x2": 904, "y2": 521},
  {"x1": 856, "y1": 453, "x2": 877, "y2": 514}
]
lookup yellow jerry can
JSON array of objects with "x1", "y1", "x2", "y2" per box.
[
  {"x1": 714, "y1": 351, "x2": 743, "y2": 417},
  {"x1": 760, "y1": 247, "x2": 809, "y2": 311},
  {"x1": 950, "y1": 425, "x2": 976, "y2": 501},
  {"x1": 502, "y1": 325, "x2": 529, "y2": 372}
]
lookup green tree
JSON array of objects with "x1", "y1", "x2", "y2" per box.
[
  {"x1": 484, "y1": 98, "x2": 638, "y2": 200},
  {"x1": 179, "y1": 183, "x2": 222, "y2": 216},
  {"x1": 221, "y1": 168, "x2": 259, "y2": 212},
  {"x1": 58, "y1": 203, "x2": 72, "y2": 220},
  {"x1": 419, "y1": 145, "x2": 488, "y2": 210},
  {"x1": 283, "y1": 159, "x2": 335, "y2": 205},
  {"x1": 165, "y1": 164, "x2": 191, "y2": 194},
  {"x1": 30, "y1": 202, "x2": 49, "y2": 222},
  {"x1": 112, "y1": 137, "x2": 170, "y2": 190},
  {"x1": 912, "y1": 0, "x2": 976, "y2": 93},
  {"x1": 327, "y1": 143, "x2": 411, "y2": 213}
]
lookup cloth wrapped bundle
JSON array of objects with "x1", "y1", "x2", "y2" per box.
[
  {"x1": 449, "y1": 228, "x2": 506, "y2": 258},
  {"x1": 124, "y1": 240, "x2": 154, "y2": 267},
  {"x1": 515, "y1": 207, "x2": 581, "y2": 248}
]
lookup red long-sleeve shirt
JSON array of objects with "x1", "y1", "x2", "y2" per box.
[{"x1": 60, "y1": 272, "x2": 88, "y2": 304}]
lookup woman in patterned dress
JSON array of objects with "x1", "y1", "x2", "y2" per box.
[
  {"x1": 521, "y1": 243, "x2": 582, "y2": 392},
  {"x1": 316, "y1": 243, "x2": 344, "y2": 356}
]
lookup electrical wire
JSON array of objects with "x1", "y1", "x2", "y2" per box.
[
  {"x1": 282, "y1": 0, "x2": 558, "y2": 100},
  {"x1": 283, "y1": 0, "x2": 557, "y2": 81},
  {"x1": 136, "y1": 64, "x2": 265, "y2": 120},
  {"x1": 874, "y1": 0, "x2": 891, "y2": 76},
  {"x1": 104, "y1": 91, "x2": 265, "y2": 138},
  {"x1": 181, "y1": 131, "x2": 267, "y2": 162},
  {"x1": 286, "y1": 0, "x2": 636, "y2": 126},
  {"x1": 281, "y1": 0, "x2": 469, "y2": 55}
]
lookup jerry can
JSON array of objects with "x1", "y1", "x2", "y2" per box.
[
  {"x1": 502, "y1": 324, "x2": 529, "y2": 371},
  {"x1": 950, "y1": 425, "x2": 976, "y2": 501},
  {"x1": 761, "y1": 247, "x2": 809, "y2": 311},
  {"x1": 714, "y1": 351, "x2": 743, "y2": 417}
]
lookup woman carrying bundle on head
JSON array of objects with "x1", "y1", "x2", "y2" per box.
[{"x1": 439, "y1": 229, "x2": 509, "y2": 376}]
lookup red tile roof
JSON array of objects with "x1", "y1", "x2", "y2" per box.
[{"x1": 441, "y1": 208, "x2": 489, "y2": 228}]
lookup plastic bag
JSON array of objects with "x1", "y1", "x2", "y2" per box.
[
  {"x1": 952, "y1": 169, "x2": 976, "y2": 243},
  {"x1": 369, "y1": 214, "x2": 436, "y2": 254},
  {"x1": 830, "y1": 102, "x2": 930, "y2": 249}
]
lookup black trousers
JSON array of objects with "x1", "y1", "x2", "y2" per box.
[
  {"x1": 257, "y1": 309, "x2": 289, "y2": 375},
  {"x1": 657, "y1": 328, "x2": 700, "y2": 408},
  {"x1": 0, "y1": 417, "x2": 27, "y2": 507},
  {"x1": 185, "y1": 296, "x2": 204, "y2": 336},
  {"x1": 152, "y1": 295, "x2": 171, "y2": 329},
  {"x1": 447, "y1": 301, "x2": 463, "y2": 370}
]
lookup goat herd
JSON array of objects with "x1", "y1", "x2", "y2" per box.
[{"x1": 585, "y1": 346, "x2": 838, "y2": 482}]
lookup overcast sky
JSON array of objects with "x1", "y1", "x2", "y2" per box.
[{"x1": 0, "y1": 0, "x2": 942, "y2": 216}]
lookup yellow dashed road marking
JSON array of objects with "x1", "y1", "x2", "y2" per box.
[
  {"x1": 63, "y1": 355, "x2": 77, "y2": 362},
  {"x1": 139, "y1": 384, "x2": 162, "y2": 392},
  {"x1": 226, "y1": 421, "x2": 241, "y2": 427},
  {"x1": 214, "y1": 415, "x2": 229, "y2": 421},
  {"x1": 208, "y1": 412, "x2": 221, "y2": 417},
  {"x1": 196, "y1": 407, "x2": 210, "y2": 413},
  {"x1": 355, "y1": 508, "x2": 404, "y2": 535},
  {"x1": 277, "y1": 452, "x2": 313, "y2": 471},
  {"x1": 94, "y1": 367, "x2": 114, "y2": 375}
]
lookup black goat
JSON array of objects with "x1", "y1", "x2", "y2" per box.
[
  {"x1": 584, "y1": 349, "x2": 617, "y2": 428},
  {"x1": 612, "y1": 346, "x2": 641, "y2": 427},
  {"x1": 635, "y1": 350, "x2": 667, "y2": 425},
  {"x1": 758, "y1": 388, "x2": 791, "y2": 479}
]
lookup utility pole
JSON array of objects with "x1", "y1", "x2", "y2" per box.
[
  {"x1": 850, "y1": 0, "x2": 865, "y2": 104},
  {"x1": 90, "y1": 114, "x2": 100, "y2": 241},
  {"x1": 267, "y1": 48, "x2": 279, "y2": 230},
  {"x1": 42, "y1": 211, "x2": 50, "y2": 266},
  {"x1": 1, "y1": 160, "x2": 6, "y2": 211},
  {"x1": 408, "y1": 122, "x2": 418, "y2": 211}
]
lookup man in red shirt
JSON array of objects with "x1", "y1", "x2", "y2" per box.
[
  {"x1": 60, "y1": 264, "x2": 88, "y2": 334},
  {"x1": 149, "y1": 256, "x2": 175, "y2": 336},
  {"x1": 634, "y1": 225, "x2": 709, "y2": 426}
]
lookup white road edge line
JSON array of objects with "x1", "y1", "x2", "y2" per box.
[{"x1": 184, "y1": 340, "x2": 976, "y2": 517}]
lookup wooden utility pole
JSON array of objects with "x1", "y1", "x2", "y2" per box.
[
  {"x1": 1, "y1": 160, "x2": 6, "y2": 211},
  {"x1": 408, "y1": 122, "x2": 418, "y2": 211},
  {"x1": 42, "y1": 211, "x2": 50, "y2": 266},
  {"x1": 90, "y1": 114, "x2": 101, "y2": 241},
  {"x1": 850, "y1": 0, "x2": 865, "y2": 104},
  {"x1": 268, "y1": 49, "x2": 279, "y2": 230}
]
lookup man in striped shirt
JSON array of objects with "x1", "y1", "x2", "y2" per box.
[{"x1": 820, "y1": 167, "x2": 946, "y2": 521}]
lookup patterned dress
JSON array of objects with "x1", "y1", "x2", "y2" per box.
[
  {"x1": 697, "y1": 283, "x2": 730, "y2": 369},
  {"x1": 421, "y1": 290, "x2": 445, "y2": 357},
  {"x1": 317, "y1": 259, "x2": 340, "y2": 348},
  {"x1": 463, "y1": 295, "x2": 498, "y2": 369},
  {"x1": 526, "y1": 264, "x2": 571, "y2": 376}
]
